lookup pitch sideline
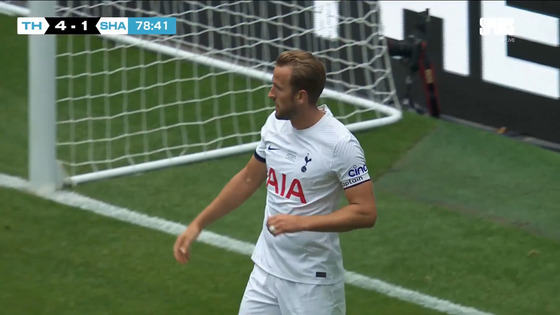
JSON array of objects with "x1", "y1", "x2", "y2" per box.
[{"x1": 0, "y1": 173, "x2": 492, "y2": 315}]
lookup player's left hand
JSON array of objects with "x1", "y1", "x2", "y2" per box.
[{"x1": 266, "y1": 214, "x2": 306, "y2": 236}]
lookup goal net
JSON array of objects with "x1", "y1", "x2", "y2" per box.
[{"x1": 7, "y1": 0, "x2": 401, "y2": 187}]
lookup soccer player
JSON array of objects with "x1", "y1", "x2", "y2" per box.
[{"x1": 174, "y1": 50, "x2": 377, "y2": 315}]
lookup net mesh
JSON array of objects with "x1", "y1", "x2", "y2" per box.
[{"x1": 53, "y1": 0, "x2": 400, "y2": 181}]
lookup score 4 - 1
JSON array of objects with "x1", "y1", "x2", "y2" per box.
[{"x1": 45, "y1": 17, "x2": 101, "y2": 35}]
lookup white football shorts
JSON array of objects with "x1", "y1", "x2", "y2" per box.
[{"x1": 238, "y1": 264, "x2": 346, "y2": 315}]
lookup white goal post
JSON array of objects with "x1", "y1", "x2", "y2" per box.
[{"x1": 2, "y1": 0, "x2": 401, "y2": 191}]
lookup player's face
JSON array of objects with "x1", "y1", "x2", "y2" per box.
[{"x1": 269, "y1": 66, "x2": 298, "y2": 120}]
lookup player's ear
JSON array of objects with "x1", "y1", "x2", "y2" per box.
[{"x1": 296, "y1": 90, "x2": 307, "y2": 103}]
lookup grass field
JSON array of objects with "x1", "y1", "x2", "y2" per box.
[{"x1": 2, "y1": 13, "x2": 560, "y2": 315}]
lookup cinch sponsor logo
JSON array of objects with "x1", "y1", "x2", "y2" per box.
[
  {"x1": 343, "y1": 176, "x2": 363, "y2": 188},
  {"x1": 348, "y1": 164, "x2": 368, "y2": 177}
]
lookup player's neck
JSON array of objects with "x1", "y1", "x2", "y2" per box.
[{"x1": 290, "y1": 105, "x2": 325, "y2": 130}]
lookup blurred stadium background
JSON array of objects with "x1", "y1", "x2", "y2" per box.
[{"x1": 1, "y1": 1, "x2": 560, "y2": 314}]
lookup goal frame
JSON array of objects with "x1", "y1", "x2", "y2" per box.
[{"x1": 2, "y1": 1, "x2": 401, "y2": 192}]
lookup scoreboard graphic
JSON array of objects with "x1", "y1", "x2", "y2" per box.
[{"x1": 17, "y1": 17, "x2": 177, "y2": 35}]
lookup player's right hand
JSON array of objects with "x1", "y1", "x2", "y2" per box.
[{"x1": 173, "y1": 225, "x2": 201, "y2": 264}]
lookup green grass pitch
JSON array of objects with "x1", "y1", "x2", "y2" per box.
[{"x1": 2, "y1": 14, "x2": 560, "y2": 314}]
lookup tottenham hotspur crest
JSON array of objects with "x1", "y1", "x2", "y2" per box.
[{"x1": 301, "y1": 153, "x2": 312, "y2": 172}]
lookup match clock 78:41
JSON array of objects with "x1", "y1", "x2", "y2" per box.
[{"x1": 128, "y1": 17, "x2": 176, "y2": 35}]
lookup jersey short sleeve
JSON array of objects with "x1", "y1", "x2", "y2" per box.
[
  {"x1": 254, "y1": 112, "x2": 275, "y2": 163},
  {"x1": 254, "y1": 131, "x2": 266, "y2": 163},
  {"x1": 331, "y1": 135, "x2": 371, "y2": 189}
]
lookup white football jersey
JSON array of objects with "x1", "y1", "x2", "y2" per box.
[{"x1": 251, "y1": 105, "x2": 371, "y2": 285}]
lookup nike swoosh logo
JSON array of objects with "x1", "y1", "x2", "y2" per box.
[{"x1": 267, "y1": 145, "x2": 279, "y2": 151}]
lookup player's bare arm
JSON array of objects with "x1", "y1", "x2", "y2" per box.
[
  {"x1": 174, "y1": 155, "x2": 267, "y2": 263},
  {"x1": 266, "y1": 180, "x2": 376, "y2": 235}
]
